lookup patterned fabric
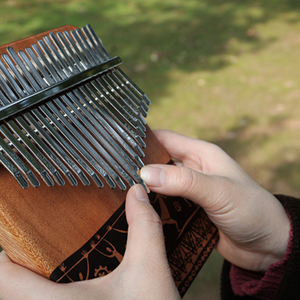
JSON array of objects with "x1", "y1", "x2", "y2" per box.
[{"x1": 50, "y1": 191, "x2": 219, "y2": 297}]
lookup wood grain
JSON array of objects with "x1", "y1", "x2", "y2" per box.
[{"x1": 0, "y1": 125, "x2": 170, "y2": 277}]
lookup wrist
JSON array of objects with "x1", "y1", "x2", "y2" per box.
[{"x1": 258, "y1": 201, "x2": 291, "y2": 272}]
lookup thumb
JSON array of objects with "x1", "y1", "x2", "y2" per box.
[
  {"x1": 122, "y1": 184, "x2": 180, "y2": 300},
  {"x1": 124, "y1": 184, "x2": 168, "y2": 267},
  {"x1": 140, "y1": 164, "x2": 218, "y2": 210}
]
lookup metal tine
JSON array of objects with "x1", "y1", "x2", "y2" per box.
[
  {"x1": 20, "y1": 43, "x2": 137, "y2": 185},
  {"x1": 1, "y1": 53, "x2": 34, "y2": 95},
  {"x1": 58, "y1": 94, "x2": 140, "y2": 173},
  {"x1": 0, "y1": 150, "x2": 29, "y2": 188},
  {"x1": 73, "y1": 87, "x2": 145, "y2": 155},
  {"x1": 2, "y1": 124, "x2": 53, "y2": 187},
  {"x1": 36, "y1": 103, "x2": 113, "y2": 189},
  {"x1": 18, "y1": 50, "x2": 48, "y2": 89},
  {"x1": 0, "y1": 70, "x2": 18, "y2": 103},
  {"x1": 86, "y1": 24, "x2": 111, "y2": 61},
  {"x1": 101, "y1": 73, "x2": 147, "y2": 123},
  {"x1": 115, "y1": 67, "x2": 151, "y2": 106},
  {"x1": 14, "y1": 48, "x2": 89, "y2": 187},
  {"x1": 7, "y1": 119, "x2": 65, "y2": 186},
  {"x1": 62, "y1": 93, "x2": 140, "y2": 170},
  {"x1": 23, "y1": 112, "x2": 82, "y2": 186},
  {"x1": 16, "y1": 116, "x2": 77, "y2": 186},
  {"x1": 31, "y1": 107, "x2": 97, "y2": 187},
  {"x1": 36, "y1": 40, "x2": 67, "y2": 81},
  {"x1": 71, "y1": 30, "x2": 97, "y2": 67},
  {"x1": 0, "y1": 59, "x2": 26, "y2": 98},
  {"x1": 29, "y1": 41, "x2": 126, "y2": 189},
  {"x1": 95, "y1": 75, "x2": 146, "y2": 128},
  {"x1": 7, "y1": 47, "x2": 41, "y2": 93},
  {"x1": 108, "y1": 70, "x2": 149, "y2": 113},
  {"x1": 81, "y1": 26, "x2": 106, "y2": 63},
  {"x1": 38, "y1": 39, "x2": 68, "y2": 80},
  {"x1": 64, "y1": 27, "x2": 145, "y2": 126},
  {"x1": 0, "y1": 133, "x2": 40, "y2": 187},
  {"x1": 63, "y1": 31, "x2": 92, "y2": 70},
  {"x1": 42, "y1": 33, "x2": 146, "y2": 142},
  {"x1": 75, "y1": 29, "x2": 99, "y2": 66},
  {"x1": 51, "y1": 97, "x2": 136, "y2": 188},
  {"x1": 17, "y1": 50, "x2": 75, "y2": 186},
  {"x1": 84, "y1": 25, "x2": 151, "y2": 107},
  {"x1": 45, "y1": 30, "x2": 145, "y2": 137},
  {"x1": 86, "y1": 81, "x2": 146, "y2": 140},
  {"x1": 56, "y1": 32, "x2": 84, "y2": 72},
  {"x1": 49, "y1": 32, "x2": 80, "y2": 75},
  {"x1": 25, "y1": 47, "x2": 56, "y2": 86},
  {"x1": 28, "y1": 42, "x2": 63, "y2": 87},
  {"x1": 0, "y1": 86, "x2": 11, "y2": 106},
  {"x1": 2, "y1": 122, "x2": 54, "y2": 187},
  {"x1": 77, "y1": 28, "x2": 102, "y2": 65},
  {"x1": 66, "y1": 90, "x2": 144, "y2": 167},
  {"x1": 83, "y1": 25, "x2": 149, "y2": 114},
  {"x1": 75, "y1": 27, "x2": 147, "y2": 129},
  {"x1": 90, "y1": 79, "x2": 146, "y2": 136},
  {"x1": 30, "y1": 39, "x2": 71, "y2": 89},
  {"x1": 79, "y1": 84, "x2": 146, "y2": 148},
  {"x1": 45, "y1": 100, "x2": 124, "y2": 189},
  {"x1": 44, "y1": 35, "x2": 75, "y2": 77},
  {"x1": 32, "y1": 43, "x2": 62, "y2": 83}
]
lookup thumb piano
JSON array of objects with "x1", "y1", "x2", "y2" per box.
[{"x1": 0, "y1": 25, "x2": 218, "y2": 297}]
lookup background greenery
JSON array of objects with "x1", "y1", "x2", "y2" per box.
[{"x1": 1, "y1": 0, "x2": 300, "y2": 298}]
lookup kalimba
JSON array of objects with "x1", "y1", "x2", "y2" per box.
[{"x1": 0, "y1": 24, "x2": 218, "y2": 297}]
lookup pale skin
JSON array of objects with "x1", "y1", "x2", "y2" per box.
[{"x1": 0, "y1": 130, "x2": 290, "y2": 299}]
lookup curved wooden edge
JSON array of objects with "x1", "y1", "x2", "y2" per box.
[{"x1": 0, "y1": 25, "x2": 78, "y2": 55}]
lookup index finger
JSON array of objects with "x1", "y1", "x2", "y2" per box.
[{"x1": 153, "y1": 130, "x2": 218, "y2": 161}]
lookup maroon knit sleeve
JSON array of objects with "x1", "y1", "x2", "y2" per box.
[
  {"x1": 229, "y1": 212, "x2": 293, "y2": 299},
  {"x1": 221, "y1": 195, "x2": 300, "y2": 300}
]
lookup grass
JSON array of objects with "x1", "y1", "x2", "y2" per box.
[{"x1": 1, "y1": 0, "x2": 300, "y2": 298}]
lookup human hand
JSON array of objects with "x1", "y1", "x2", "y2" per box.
[
  {"x1": 0, "y1": 184, "x2": 180, "y2": 300},
  {"x1": 140, "y1": 130, "x2": 290, "y2": 272}
]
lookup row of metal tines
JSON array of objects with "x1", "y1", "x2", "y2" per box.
[{"x1": 0, "y1": 24, "x2": 150, "y2": 190}]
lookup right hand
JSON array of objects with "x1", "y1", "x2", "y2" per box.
[{"x1": 140, "y1": 130, "x2": 290, "y2": 272}]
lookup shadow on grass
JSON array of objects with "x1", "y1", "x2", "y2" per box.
[{"x1": 1, "y1": 0, "x2": 300, "y2": 103}]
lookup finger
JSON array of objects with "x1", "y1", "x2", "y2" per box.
[
  {"x1": 153, "y1": 130, "x2": 212, "y2": 161},
  {"x1": 124, "y1": 184, "x2": 168, "y2": 268},
  {"x1": 153, "y1": 130, "x2": 250, "y2": 179},
  {"x1": 122, "y1": 185, "x2": 180, "y2": 300},
  {"x1": 140, "y1": 164, "x2": 220, "y2": 210}
]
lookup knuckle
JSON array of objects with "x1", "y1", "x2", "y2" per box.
[
  {"x1": 137, "y1": 210, "x2": 162, "y2": 228},
  {"x1": 173, "y1": 166, "x2": 198, "y2": 196},
  {"x1": 205, "y1": 142, "x2": 224, "y2": 155}
]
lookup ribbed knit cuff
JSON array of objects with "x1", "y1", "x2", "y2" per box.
[{"x1": 229, "y1": 211, "x2": 293, "y2": 299}]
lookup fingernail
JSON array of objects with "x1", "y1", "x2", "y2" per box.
[
  {"x1": 134, "y1": 184, "x2": 150, "y2": 203},
  {"x1": 140, "y1": 166, "x2": 164, "y2": 187}
]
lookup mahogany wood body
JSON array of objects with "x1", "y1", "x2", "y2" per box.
[{"x1": 0, "y1": 126, "x2": 170, "y2": 277}]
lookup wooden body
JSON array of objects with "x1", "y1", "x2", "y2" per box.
[{"x1": 0, "y1": 127, "x2": 170, "y2": 277}]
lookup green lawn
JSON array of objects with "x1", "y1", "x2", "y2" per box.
[{"x1": 1, "y1": 0, "x2": 300, "y2": 298}]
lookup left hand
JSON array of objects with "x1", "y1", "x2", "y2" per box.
[{"x1": 0, "y1": 184, "x2": 180, "y2": 300}]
